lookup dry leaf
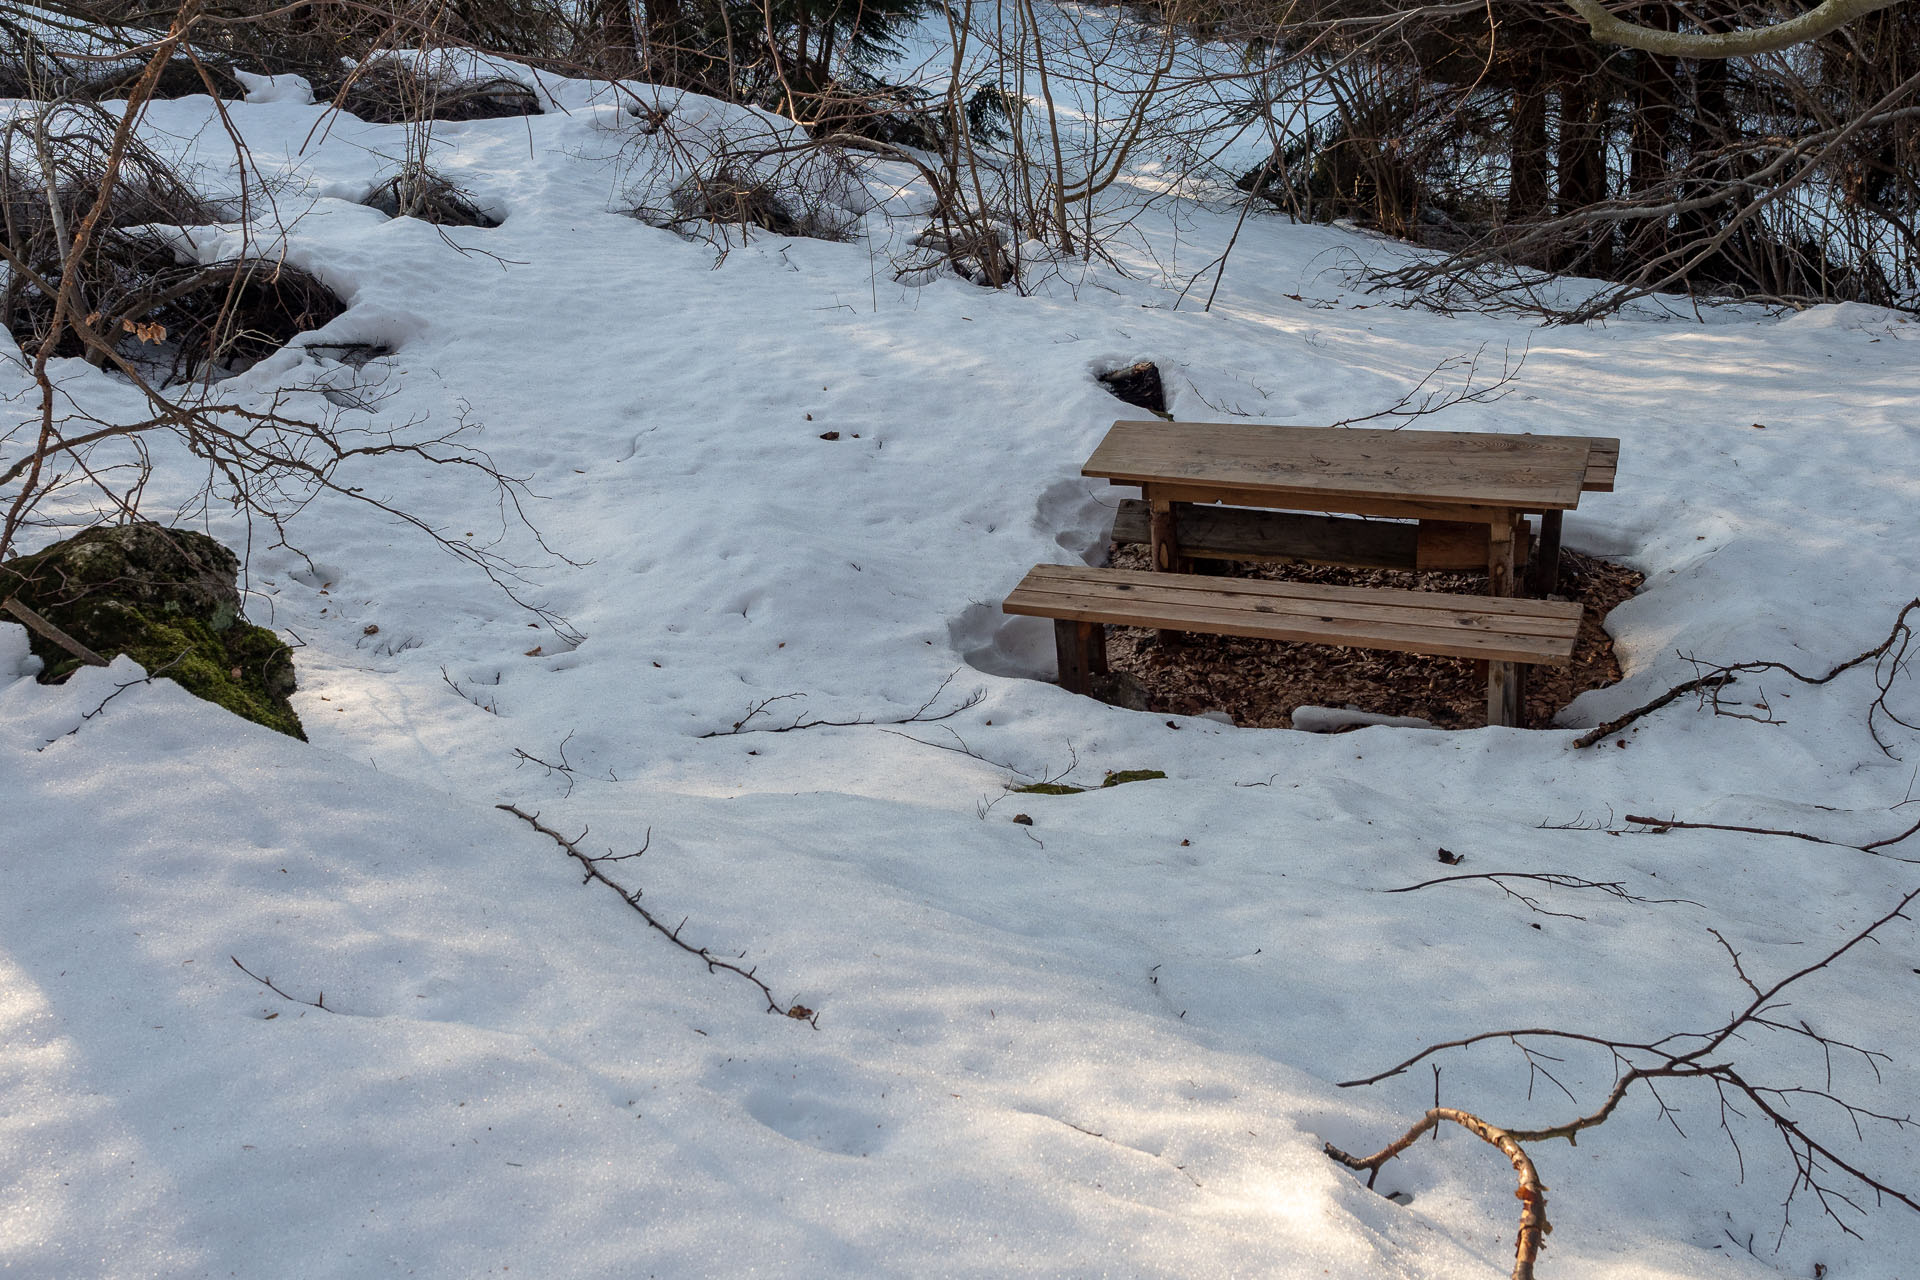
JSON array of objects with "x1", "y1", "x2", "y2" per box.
[{"x1": 524, "y1": 645, "x2": 543, "y2": 657}]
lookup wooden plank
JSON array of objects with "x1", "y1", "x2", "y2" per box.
[
  {"x1": 1007, "y1": 588, "x2": 1580, "y2": 659},
  {"x1": 1583, "y1": 438, "x2": 1620, "y2": 492},
  {"x1": 1087, "y1": 422, "x2": 1595, "y2": 511},
  {"x1": 1139, "y1": 482, "x2": 1519, "y2": 525},
  {"x1": 1007, "y1": 589, "x2": 1577, "y2": 666},
  {"x1": 1113, "y1": 500, "x2": 1425, "y2": 570},
  {"x1": 1010, "y1": 575, "x2": 1582, "y2": 639},
  {"x1": 1019, "y1": 563, "x2": 1582, "y2": 620},
  {"x1": 1415, "y1": 520, "x2": 1490, "y2": 572},
  {"x1": 1111, "y1": 503, "x2": 1524, "y2": 575},
  {"x1": 1004, "y1": 567, "x2": 1581, "y2": 666}
]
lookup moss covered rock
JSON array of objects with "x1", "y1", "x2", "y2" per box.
[{"x1": 0, "y1": 522, "x2": 304, "y2": 739}]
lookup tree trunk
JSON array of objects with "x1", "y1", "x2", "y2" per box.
[
  {"x1": 1627, "y1": 32, "x2": 1677, "y2": 268},
  {"x1": 1508, "y1": 70, "x2": 1550, "y2": 222},
  {"x1": 641, "y1": 0, "x2": 689, "y2": 88},
  {"x1": 1554, "y1": 70, "x2": 1611, "y2": 271},
  {"x1": 591, "y1": 0, "x2": 644, "y2": 76}
]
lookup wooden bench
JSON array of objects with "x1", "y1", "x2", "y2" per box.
[{"x1": 1003, "y1": 564, "x2": 1585, "y2": 728}]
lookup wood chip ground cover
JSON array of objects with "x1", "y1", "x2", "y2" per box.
[{"x1": 1105, "y1": 544, "x2": 1642, "y2": 729}]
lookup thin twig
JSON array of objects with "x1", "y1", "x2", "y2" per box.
[
  {"x1": 231, "y1": 954, "x2": 335, "y2": 1013},
  {"x1": 497, "y1": 804, "x2": 816, "y2": 1025}
]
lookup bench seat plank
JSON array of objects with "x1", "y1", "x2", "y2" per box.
[{"x1": 1005, "y1": 565, "x2": 1582, "y2": 667}]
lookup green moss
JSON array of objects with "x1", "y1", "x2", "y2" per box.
[
  {"x1": 1011, "y1": 769, "x2": 1166, "y2": 797},
  {"x1": 3, "y1": 523, "x2": 304, "y2": 739}
]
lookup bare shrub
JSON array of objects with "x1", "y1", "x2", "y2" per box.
[
  {"x1": 364, "y1": 166, "x2": 501, "y2": 227},
  {"x1": 329, "y1": 57, "x2": 542, "y2": 124},
  {"x1": 1, "y1": 100, "x2": 344, "y2": 381},
  {"x1": 634, "y1": 164, "x2": 852, "y2": 242}
]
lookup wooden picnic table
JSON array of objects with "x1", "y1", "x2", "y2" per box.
[
  {"x1": 1085, "y1": 420, "x2": 1617, "y2": 598},
  {"x1": 1075, "y1": 420, "x2": 1618, "y2": 725}
]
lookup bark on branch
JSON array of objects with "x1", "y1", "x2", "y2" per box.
[
  {"x1": 1565, "y1": 0, "x2": 1907, "y2": 59},
  {"x1": 1327, "y1": 1107, "x2": 1550, "y2": 1280}
]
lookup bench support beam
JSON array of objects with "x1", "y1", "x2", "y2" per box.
[{"x1": 1112, "y1": 501, "x2": 1532, "y2": 574}]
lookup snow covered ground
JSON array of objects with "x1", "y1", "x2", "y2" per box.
[{"x1": 3, "y1": 53, "x2": 1919, "y2": 1280}]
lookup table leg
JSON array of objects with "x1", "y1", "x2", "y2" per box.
[
  {"x1": 1526, "y1": 510, "x2": 1564, "y2": 596},
  {"x1": 1486, "y1": 513, "x2": 1516, "y2": 597},
  {"x1": 1148, "y1": 499, "x2": 1186, "y2": 573},
  {"x1": 1146, "y1": 496, "x2": 1190, "y2": 645},
  {"x1": 1486, "y1": 513, "x2": 1522, "y2": 727}
]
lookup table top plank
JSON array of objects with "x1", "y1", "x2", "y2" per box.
[
  {"x1": 1583, "y1": 438, "x2": 1620, "y2": 492},
  {"x1": 1085, "y1": 422, "x2": 1601, "y2": 512}
]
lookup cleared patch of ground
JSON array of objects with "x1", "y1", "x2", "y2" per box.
[{"x1": 1104, "y1": 545, "x2": 1642, "y2": 730}]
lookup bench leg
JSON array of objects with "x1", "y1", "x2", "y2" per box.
[
  {"x1": 1487, "y1": 661, "x2": 1525, "y2": 728},
  {"x1": 1054, "y1": 620, "x2": 1107, "y2": 695},
  {"x1": 1526, "y1": 511, "x2": 1564, "y2": 596},
  {"x1": 1484, "y1": 517, "x2": 1522, "y2": 727}
]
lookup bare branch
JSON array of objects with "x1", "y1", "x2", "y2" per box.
[
  {"x1": 1566, "y1": 0, "x2": 1908, "y2": 59},
  {"x1": 497, "y1": 804, "x2": 817, "y2": 1025}
]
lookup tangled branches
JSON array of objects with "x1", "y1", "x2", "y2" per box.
[
  {"x1": 1333, "y1": 882, "x2": 1920, "y2": 1273},
  {"x1": 1, "y1": 9, "x2": 575, "y2": 639},
  {"x1": 1385, "y1": 870, "x2": 1702, "y2": 919},
  {"x1": 1573, "y1": 599, "x2": 1919, "y2": 752}
]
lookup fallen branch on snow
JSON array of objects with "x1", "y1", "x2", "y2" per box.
[
  {"x1": 1572, "y1": 599, "x2": 1918, "y2": 751},
  {"x1": 1332, "y1": 882, "x2": 1920, "y2": 1271},
  {"x1": 498, "y1": 804, "x2": 817, "y2": 1025}
]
